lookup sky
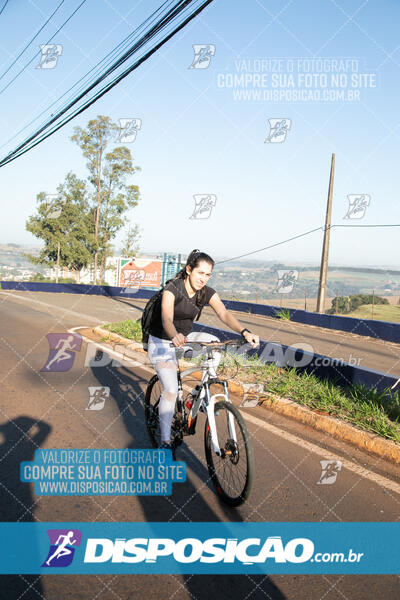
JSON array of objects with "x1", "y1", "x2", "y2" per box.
[{"x1": 0, "y1": 0, "x2": 399, "y2": 267}]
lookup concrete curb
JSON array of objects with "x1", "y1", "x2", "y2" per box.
[
  {"x1": 257, "y1": 395, "x2": 400, "y2": 465},
  {"x1": 92, "y1": 326, "x2": 400, "y2": 466}
]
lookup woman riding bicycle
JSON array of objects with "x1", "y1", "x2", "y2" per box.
[{"x1": 147, "y1": 249, "x2": 259, "y2": 449}]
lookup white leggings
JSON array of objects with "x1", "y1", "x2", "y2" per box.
[{"x1": 147, "y1": 332, "x2": 221, "y2": 442}]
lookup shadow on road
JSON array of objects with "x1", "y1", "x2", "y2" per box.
[
  {"x1": 0, "y1": 416, "x2": 51, "y2": 600},
  {"x1": 91, "y1": 363, "x2": 287, "y2": 600},
  {"x1": 107, "y1": 295, "x2": 146, "y2": 312}
]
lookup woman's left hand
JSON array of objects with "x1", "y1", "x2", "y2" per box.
[{"x1": 243, "y1": 331, "x2": 259, "y2": 348}]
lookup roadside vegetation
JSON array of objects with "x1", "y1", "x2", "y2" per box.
[
  {"x1": 275, "y1": 308, "x2": 291, "y2": 320},
  {"x1": 325, "y1": 293, "x2": 400, "y2": 322},
  {"x1": 101, "y1": 319, "x2": 400, "y2": 443},
  {"x1": 229, "y1": 357, "x2": 400, "y2": 443},
  {"x1": 326, "y1": 293, "x2": 388, "y2": 314},
  {"x1": 346, "y1": 303, "x2": 400, "y2": 323},
  {"x1": 103, "y1": 319, "x2": 142, "y2": 342}
]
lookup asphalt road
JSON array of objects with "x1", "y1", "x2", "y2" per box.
[
  {"x1": 0, "y1": 290, "x2": 399, "y2": 599},
  {"x1": 2, "y1": 290, "x2": 399, "y2": 376}
]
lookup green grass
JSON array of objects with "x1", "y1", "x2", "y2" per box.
[
  {"x1": 101, "y1": 319, "x2": 400, "y2": 443},
  {"x1": 230, "y1": 361, "x2": 400, "y2": 442},
  {"x1": 103, "y1": 319, "x2": 142, "y2": 342},
  {"x1": 208, "y1": 352, "x2": 400, "y2": 443},
  {"x1": 275, "y1": 308, "x2": 291, "y2": 320},
  {"x1": 345, "y1": 303, "x2": 400, "y2": 323}
]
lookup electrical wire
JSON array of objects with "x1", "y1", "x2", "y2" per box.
[
  {"x1": 0, "y1": 0, "x2": 88, "y2": 96},
  {"x1": 0, "y1": 0, "x2": 65, "y2": 84},
  {"x1": 0, "y1": 0, "x2": 215, "y2": 168},
  {"x1": 0, "y1": 0, "x2": 175, "y2": 151},
  {"x1": 0, "y1": 0, "x2": 9, "y2": 17},
  {"x1": 331, "y1": 224, "x2": 400, "y2": 228},
  {"x1": 215, "y1": 227, "x2": 324, "y2": 264},
  {"x1": 1, "y1": 0, "x2": 207, "y2": 151},
  {"x1": 1, "y1": 0, "x2": 199, "y2": 157},
  {"x1": 214, "y1": 224, "x2": 400, "y2": 265}
]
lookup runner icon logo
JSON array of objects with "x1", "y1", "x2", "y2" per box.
[
  {"x1": 44, "y1": 194, "x2": 66, "y2": 219},
  {"x1": 42, "y1": 529, "x2": 82, "y2": 567},
  {"x1": 189, "y1": 194, "x2": 217, "y2": 220},
  {"x1": 41, "y1": 333, "x2": 82, "y2": 372},
  {"x1": 275, "y1": 270, "x2": 298, "y2": 294},
  {"x1": 265, "y1": 119, "x2": 291, "y2": 143},
  {"x1": 239, "y1": 383, "x2": 264, "y2": 408},
  {"x1": 116, "y1": 118, "x2": 142, "y2": 143},
  {"x1": 343, "y1": 194, "x2": 370, "y2": 219},
  {"x1": 188, "y1": 44, "x2": 215, "y2": 69},
  {"x1": 86, "y1": 386, "x2": 110, "y2": 410},
  {"x1": 317, "y1": 460, "x2": 342, "y2": 485},
  {"x1": 36, "y1": 44, "x2": 63, "y2": 69}
]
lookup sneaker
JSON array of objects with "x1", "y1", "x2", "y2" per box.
[
  {"x1": 158, "y1": 442, "x2": 172, "y2": 450},
  {"x1": 158, "y1": 441, "x2": 176, "y2": 459}
]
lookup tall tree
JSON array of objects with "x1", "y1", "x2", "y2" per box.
[
  {"x1": 98, "y1": 146, "x2": 140, "y2": 280},
  {"x1": 120, "y1": 222, "x2": 141, "y2": 258},
  {"x1": 71, "y1": 116, "x2": 140, "y2": 284},
  {"x1": 26, "y1": 173, "x2": 93, "y2": 281}
]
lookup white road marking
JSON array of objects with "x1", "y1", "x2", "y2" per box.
[
  {"x1": 244, "y1": 411, "x2": 400, "y2": 496},
  {"x1": 0, "y1": 290, "x2": 103, "y2": 323}
]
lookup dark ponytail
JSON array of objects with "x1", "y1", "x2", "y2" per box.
[{"x1": 176, "y1": 249, "x2": 214, "y2": 307}]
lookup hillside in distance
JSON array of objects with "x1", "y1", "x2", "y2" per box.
[{"x1": 210, "y1": 260, "x2": 400, "y2": 304}]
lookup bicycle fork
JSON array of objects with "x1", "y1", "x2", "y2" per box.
[{"x1": 204, "y1": 382, "x2": 238, "y2": 456}]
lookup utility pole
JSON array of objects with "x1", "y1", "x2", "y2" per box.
[
  {"x1": 56, "y1": 240, "x2": 60, "y2": 284},
  {"x1": 372, "y1": 289, "x2": 375, "y2": 320},
  {"x1": 316, "y1": 153, "x2": 335, "y2": 314}
]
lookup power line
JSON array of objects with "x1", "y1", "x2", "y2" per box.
[
  {"x1": 0, "y1": 0, "x2": 9, "y2": 17},
  {"x1": 331, "y1": 224, "x2": 400, "y2": 228},
  {"x1": 0, "y1": 0, "x2": 88, "y2": 96},
  {"x1": 0, "y1": 0, "x2": 215, "y2": 168},
  {"x1": 214, "y1": 223, "x2": 400, "y2": 266},
  {"x1": 0, "y1": 0, "x2": 208, "y2": 154},
  {"x1": 0, "y1": 1, "x2": 65, "y2": 84},
  {"x1": 215, "y1": 227, "x2": 324, "y2": 264},
  {"x1": 0, "y1": 0, "x2": 175, "y2": 151},
  {"x1": 0, "y1": 0, "x2": 204, "y2": 161}
]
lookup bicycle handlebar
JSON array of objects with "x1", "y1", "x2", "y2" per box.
[{"x1": 169, "y1": 339, "x2": 248, "y2": 350}]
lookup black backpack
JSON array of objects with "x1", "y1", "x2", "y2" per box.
[{"x1": 140, "y1": 277, "x2": 206, "y2": 350}]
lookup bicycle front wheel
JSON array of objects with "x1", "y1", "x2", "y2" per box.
[{"x1": 204, "y1": 401, "x2": 254, "y2": 506}]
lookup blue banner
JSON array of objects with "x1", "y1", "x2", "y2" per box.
[{"x1": 0, "y1": 522, "x2": 397, "y2": 574}]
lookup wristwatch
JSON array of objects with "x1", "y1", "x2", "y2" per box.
[{"x1": 240, "y1": 328, "x2": 250, "y2": 338}]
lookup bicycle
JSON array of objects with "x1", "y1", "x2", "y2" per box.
[{"x1": 145, "y1": 339, "x2": 254, "y2": 506}]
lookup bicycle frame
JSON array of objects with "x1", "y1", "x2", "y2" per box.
[
  {"x1": 177, "y1": 352, "x2": 237, "y2": 456},
  {"x1": 146, "y1": 339, "x2": 254, "y2": 506}
]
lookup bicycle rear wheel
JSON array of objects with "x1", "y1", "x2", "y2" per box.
[
  {"x1": 204, "y1": 401, "x2": 254, "y2": 506},
  {"x1": 144, "y1": 375, "x2": 162, "y2": 448},
  {"x1": 144, "y1": 375, "x2": 182, "y2": 456}
]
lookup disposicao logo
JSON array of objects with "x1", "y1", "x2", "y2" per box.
[
  {"x1": 42, "y1": 529, "x2": 82, "y2": 567},
  {"x1": 83, "y1": 536, "x2": 314, "y2": 564}
]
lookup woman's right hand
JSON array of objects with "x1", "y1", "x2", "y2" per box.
[{"x1": 171, "y1": 333, "x2": 187, "y2": 348}]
